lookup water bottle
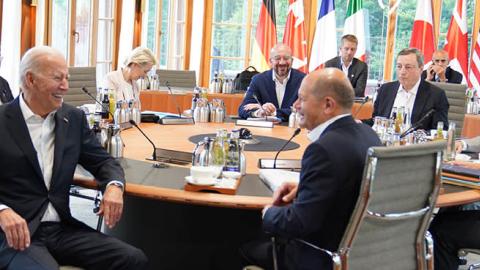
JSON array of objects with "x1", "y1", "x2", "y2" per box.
[
  {"x1": 446, "y1": 122, "x2": 456, "y2": 161},
  {"x1": 288, "y1": 107, "x2": 296, "y2": 128},
  {"x1": 224, "y1": 130, "x2": 240, "y2": 172}
]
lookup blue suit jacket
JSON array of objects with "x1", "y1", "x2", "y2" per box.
[
  {"x1": 372, "y1": 80, "x2": 449, "y2": 130},
  {"x1": 263, "y1": 116, "x2": 382, "y2": 270},
  {"x1": 238, "y1": 69, "x2": 305, "y2": 121}
]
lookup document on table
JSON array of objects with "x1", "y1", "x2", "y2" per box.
[{"x1": 259, "y1": 169, "x2": 300, "y2": 192}]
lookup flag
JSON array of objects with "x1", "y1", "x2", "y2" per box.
[
  {"x1": 308, "y1": 0, "x2": 337, "y2": 72},
  {"x1": 251, "y1": 0, "x2": 277, "y2": 72},
  {"x1": 343, "y1": 0, "x2": 366, "y2": 61},
  {"x1": 444, "y1": 0, "x2": 469, "y2": 84},
  {"x1": 409, "y1": 0, "x2": 435, "y2": 66},
  {"x1": 283, "y1": 0, "x2": 307, "y2": 73},
  {"x1": 470, "y1": 29, "x2": 480, "y2": 90}
]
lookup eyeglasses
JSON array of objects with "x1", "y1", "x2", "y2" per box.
[
  {"x1": 396, "y1": 64, "x2": 418, "y2": 71},
  {"x1": 271, "y1": 55, "x2": 293, "y2": 62},
  {"x1": 433, "y1": 59, "x2": 448, "y2": 63}
]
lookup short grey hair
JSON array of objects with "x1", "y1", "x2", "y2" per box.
[
  {"x1": 124, "y1": 47, "x2": 157, "y2": 67},
  {"x1": 397, "y1": 48, "x2": 424, "y2": 67},
  {"x1": 19, "y1": 46, "x2": 65, "y2": 89}
]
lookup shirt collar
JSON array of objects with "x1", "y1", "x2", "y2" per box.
[
  {"x1": 398, "y1": 78, "x2": 421, "y2": 96},
  {"x1": 19, "y1": 93, "x2": 57, "y2": 121},
  {"x1": 272, "y1": 69, "x2": 291, "y2": 84},
  {"x1": 307, "y1": 113, "x2": 350, "y2": 142},
  {"x1": 340, "y1": 57, "x2": 352, "y2": 69}
]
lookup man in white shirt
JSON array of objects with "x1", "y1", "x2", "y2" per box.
[
  {"x1": 0, "y1": 46, "x2": 147, "y2": 269},
  {"x1": 367, "y1": 48, "x2": 449, "y2": 131}
]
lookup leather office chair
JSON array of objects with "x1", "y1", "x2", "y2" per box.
[
  {"x1": 427, "y1": 82, "x2": 467, "y2": 137},
  {"x1": 458, "y1": 249, "x2": 480, "y2": 270},
  {"x1": 270, "y1": 141, "x2": 445, "y2": 270},
  {"x1": 155, "y1": 69, "x2": 196, "y2": 91},
  {"x1": 66, "y1": 67, "x2": 97, "y2": 107}
]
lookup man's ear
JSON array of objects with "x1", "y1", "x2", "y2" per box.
[
  {"x1": 324, "y1": 96, "x2": 336, "y2": 114},
  {"x1": 24, "y1": 72, "x2": 35, "y2": 87}
]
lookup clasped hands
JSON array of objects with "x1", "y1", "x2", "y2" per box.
[
  {"x1": 243, "y1": 102, "x2": 276, "y2": 117},
  {"x1": 0, "y1": 184, "x2": 123, "y2": 251},
  {"x1": 426, "y1": 64, "x2": 447, "y2": 82},
  {"x1": 262, "y1": 182, "x2": 298, "y2": 216}
]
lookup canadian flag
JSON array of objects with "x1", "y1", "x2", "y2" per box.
[
  {"x1": 444, "y1": 0, "x2": 469, "y2": 84},
  {"x1": 409, "y1": 0, "x2": 435, "y2": 66},
  {"x1": 283, "y1": 0, "x2": 307, "y2": 73}
]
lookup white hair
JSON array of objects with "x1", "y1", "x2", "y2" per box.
[{"x1": 19, "y1": 46, "x2": 65, "y2": 89}]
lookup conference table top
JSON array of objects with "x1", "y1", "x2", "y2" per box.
[{"x1": 74, "y1": 122, "x2": 480, "y2": 209}]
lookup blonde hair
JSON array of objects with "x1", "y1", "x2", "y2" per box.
[{"x1": 124, "y1": 47, "x2": 157, "y2": 67}]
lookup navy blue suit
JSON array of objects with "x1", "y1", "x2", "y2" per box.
[
  {"x1": 262, "y1": 116, "x2": 381, "y2": 270},
  {"x1": 0, "y1": 76, "x2": 13, "y2": 104},
  {"x1": 372, "y1": 80, "x2": 449, "y2": 130},
  {"x1": 0, "y1": 98, "x2": 147, "y2": 269},
  {"x1": 238, "y1": 69, "x2": 305, "y2": 121},
  {"x1": 421, "y1": 66, "x2": 463, "y2": 84}
]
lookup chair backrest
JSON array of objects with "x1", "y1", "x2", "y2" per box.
[
  {"x1": 66, "y1": 67, "x2": 97, "y2": 107},
  {"x1": 428, "y1": 82, "x2": 467, "y2": 137},
  {"x1": 338, "y1": 141, "x2": 445, "y2": 270},
  {"x1": 156, "y1": 69, "x2": 196, "y2": 90}
]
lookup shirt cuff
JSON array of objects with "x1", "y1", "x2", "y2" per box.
[
  {"x1": 0, "y1": 204, "x2": 9, "y2": 212},
  {"x1": 461, "y1": 140, "x2": 468, "y2": 151},
  {"x1": 107, "y1": 180, "x2": 125, "y2": 192}
]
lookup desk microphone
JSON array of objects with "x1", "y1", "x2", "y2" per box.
[
  {"x1": 81, "y1": 86, "x2": 115, "y2": 120},
  {"x1": 273, "y1": 128, "x2": 301, "y2": 169},
  {"x1": 400, "y1": 109, "x2": 435, "y2": 138},
  {"x1": 165, "y1": 81, "x2": 183, "y2": 118},
  {"x1": 129, "y1": 120, "x2": 157, "y2": 160},
  {"x1": 353, "y1": 96, "x2": 370, "y2": 119},
  {"x1": 252, "y1": 93, "x2": 267, "y2": 120}
]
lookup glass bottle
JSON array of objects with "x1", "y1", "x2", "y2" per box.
[
  {"x1": 395, "y1": 106, "x2": 404, "y2": 134},
  {"x1": 446, "y1": 122, "x2": 456, "y2": 161},
  {"x1": 435, "y1": 122, "x2": 444, "y2": 140},
  {"x1": 224, "y1": 130, "x2": 240, "y2": 172},
  {"x1": 101, "y1": 93, "x2": 110, "y2": 119}
]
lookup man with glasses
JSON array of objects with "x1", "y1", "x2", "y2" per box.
[
  {"x1": 238, "y1": 43, "x2": 306, "y2": 122},
  {"x1": 325, "y1": 34, "x2": 368, "y2": 97},
  {"x1": 0, "y1": 46, "x2": 148, "y2": 269},
  {"x1": 421, "y1": 49, "x2": 463, "y2": 84},
  {"x1": 367, "y1": 48, "x2": 449, "y2": 131}
]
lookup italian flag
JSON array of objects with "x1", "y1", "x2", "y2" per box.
[{"x1": 342, "y1": 0, "x2": 366, "y2": 61}]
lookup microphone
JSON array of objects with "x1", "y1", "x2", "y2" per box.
[
  {"x1": 400, "y1": 109, "x2": 435, "y2": 138},
  {"x1": 353, "y1": 96, "x2": 370, "y2": 119},
  {"x1": 81, "y1": 86, "x2": 115, "y2": 120},
  {"x1": 273, "y1": 128, "x2": 301, "y2": 169},
  {"x1": 129, "y1": 120, "x2": 157, "y2": 160},
  {"x1": 164, "y1": 81, "x2": 182, "y2": 118},
  {"x1": 252, "y1": 93, "x2": 267, "y2": 120}
]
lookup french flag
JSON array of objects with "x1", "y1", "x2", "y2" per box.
[
  {"x1": 308, "y1": 0, "x2": 337, "y2": 72},
  {"x1": 409, "y1": 0, "x2": 435, "y2": 66}
]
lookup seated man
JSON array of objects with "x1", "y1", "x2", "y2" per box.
[
  {"x1": 0, "y1": 46, "x2": 147, "y2": 270},
  {"x1": 430, "y1": 137, "x2": 480, "y2": 270},
  {"x1": 241, "y1": 68, "x2": 381, "y2": 270},
  {"x1": 368, "y1": 48, "x2": 449, "y2": 131},
  {"x1": 238, "y1": 43, "x2": 305, "y2": 122},
  {"x1": 421, "y1": 49, "x2": 463, "y2": 84},
  {"x1": 325, "y1": 34, "x2": 368, "y2": 97}
]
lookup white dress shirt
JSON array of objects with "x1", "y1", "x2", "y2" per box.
[
  {"x1": 272, "y1": 69, "x2": 291, "y2": 108},
  {"x1": 103, "y1": 69, "x2": 140, "y2": 101},
  {"x1": 391, "y1": 78, "x2": 421, "y2": 121},
  {"x1": 340, "y1": 58, "x2": 352, "y2": 78},
  {"x1": 307, "y1": 114, "x2": 351, "y2": 142}
]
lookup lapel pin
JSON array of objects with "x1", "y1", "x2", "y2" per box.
[{"x1": 63, "y1": 117, "x2": 69, "y2": 123}]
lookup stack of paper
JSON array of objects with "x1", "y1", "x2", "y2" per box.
[{"x1": 259, "y1": 169, "x2": 300, "y2": 192}]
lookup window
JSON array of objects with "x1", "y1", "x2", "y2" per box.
[
  {"x1": 96, "y1": 0, "x2": 115, "y2": 79},
  {"x1": 142, "y1": 0, "x2": 186, "y2": 69}
]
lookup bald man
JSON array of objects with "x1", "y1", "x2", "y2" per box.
[
  {"x1": 421, "y1": 50, "x2": 463, "y2": 84},
  {"x1": 241, "y1": 68, "x2": 381, "y2": 270},
  {"x1": 238, "y1": 43, "x2": 306, "y2": 122}
]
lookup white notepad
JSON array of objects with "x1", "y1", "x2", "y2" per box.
[{"x1": 259, "y1": 169, "x2": 300, "y2": 192}]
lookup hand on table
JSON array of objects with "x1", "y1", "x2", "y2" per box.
[
  {"x1": 99, "y1": 185, "x2": 124, "y2": 229},
  {"x1": 272, "y1": 182, "x2": 298, "y2": 206},
  {"x1": 260, "y1": 103, "x2": 276, "y2": 116},
  {"x1": 0, "y1": 208, "x2": 30, "y2": 250},
  {"x1": 455, "y1": 141, "x2": 464, "y2": 153}
]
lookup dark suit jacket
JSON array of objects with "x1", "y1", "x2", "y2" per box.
[
  {"x1": 421, "y1": 66, "x2": 463, "y2": 84},
  {"x1": 238, "y1": 69, "x2": 305, "y2": 121},
  {"x1": 0, "y1": 98, "x2": 124, "y2": 263},
  {"x1": 0, "y1": 76, "x2": 13, "y2": 103},
  {"x1": 263, "y1": 116, "x2": 382, "y2": 270},
  {"x1": 371, "y1": 80, "x2": 449, "y2": 130},
  {"x1": 325, "y1": 56, "x2": 368, "y2": 97}
]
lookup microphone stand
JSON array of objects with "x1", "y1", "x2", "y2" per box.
[
  {"x1": 165, "y1": 81, "x2": 183, "y2": 118},
  {"x1": 252, "y1": 94, "x2": 268, "y2": 121},
  {"x1": 352, "y1": 96, "x2": 370, "y2": 119},
  {"x1": 273, "y1": 128, "x2": 301, "y2": 169},
  {"x1": 400, "y1": 109, "x2": 436, "y2": 138},
  {"x1": 81, "y1": 86, "x2": 115, "y2": 120},
  {"x1": 129, "y1": 120, "x2": 157, "y2": 161}
]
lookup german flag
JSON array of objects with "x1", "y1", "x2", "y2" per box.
[{"x1": 251, "y1": 0, "x2": 277, "y2": 72}]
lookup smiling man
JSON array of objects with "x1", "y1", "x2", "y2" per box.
[
  {"x1": 325, "y1": 34, "x2": 368, "y2": 97},
  {"x1": 0, "y1": 46, "x2": 147, "y2": 269},
  {"x1": 238, "y1": 43, "x2": 306, "y2": 122}
]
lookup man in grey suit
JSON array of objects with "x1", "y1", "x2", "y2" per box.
[
  {"x1": 430, "y1": 136, "x2": 480, "y2": 269},
  {"x1": 325, "y1": 34, "x2": 368, "y2": 97}
]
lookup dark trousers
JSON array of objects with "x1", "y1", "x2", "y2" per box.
[
  {"x1": 2, "y1": 222, "x2": 148, "y2": 270},
  {"x1": 429, "y1": 210, "x2": 480, "y2": 270},
  {"x1": 240, "y1": 238, "x2": 286, "y2": 270}
]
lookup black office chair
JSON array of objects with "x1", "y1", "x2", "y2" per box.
[{"x1": 270, "y1": 141, "x2": 445, "y2": 270}]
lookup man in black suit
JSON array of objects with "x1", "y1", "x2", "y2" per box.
[
  {"x1": 238, "y1": 43, "x2": 305, "y2": 122},
  {"x1": 241, "y1": 68, "x2": 381, "y2": 270},
  {"x1": 0, "y1": 76, "x2": 13, "y2": 104},
  {"x1": 325, "y1": 34, "x2": 368, "y2": 97},
  {"x1": 0, "y1": 46, "x2": 147, "y2": 269},
  {"x1": 370, "y1": 48, "x2": 449, "y2": 131},
  {"x1": 421, "y1": 49, "x2": 463, "y2": 84}
]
